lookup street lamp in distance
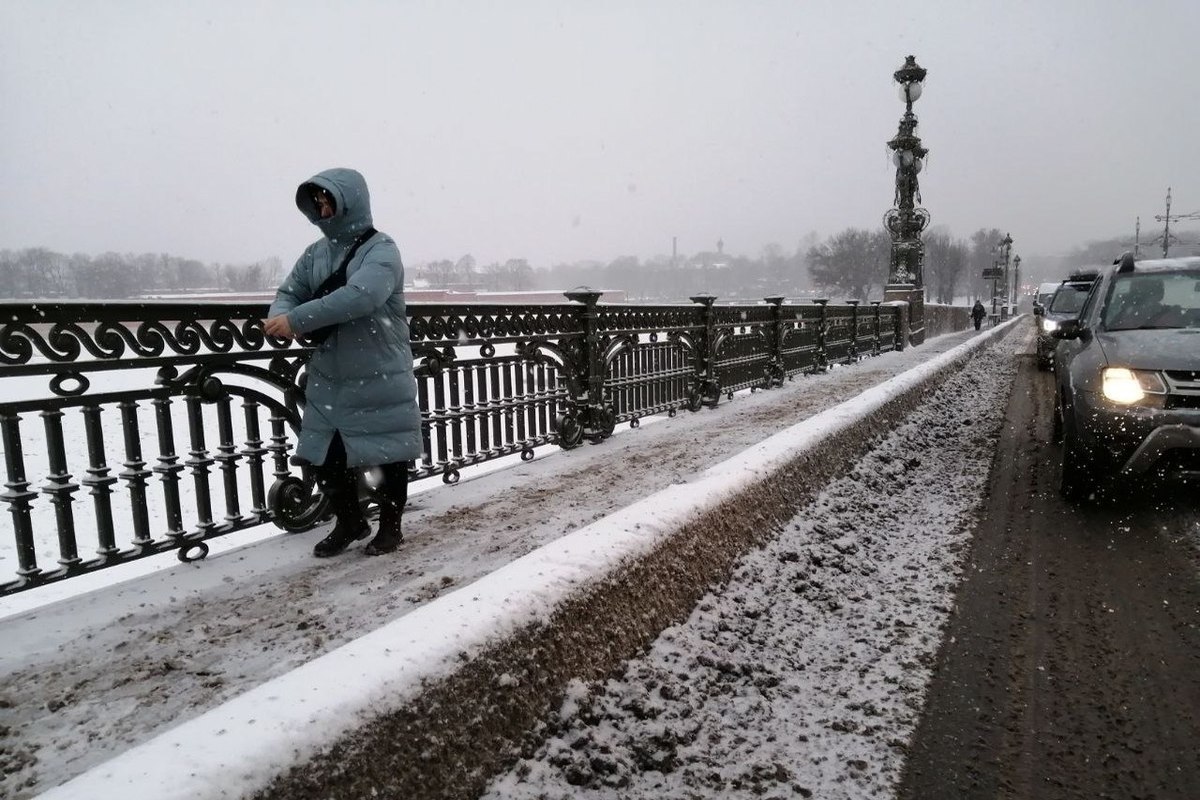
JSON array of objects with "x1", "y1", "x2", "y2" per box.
[
  {"x1": 998, "y1": 233, "x2": 1013, "y2": 320},
  {"x1": 1012, "y1": 254, "x2": 1022, "y2": 311}
]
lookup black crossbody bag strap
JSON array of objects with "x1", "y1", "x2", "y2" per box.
[{"x1": 305, "y1": 226, "x2": 378, "y2": 344}]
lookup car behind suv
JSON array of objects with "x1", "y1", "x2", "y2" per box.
[
  {"x1": 1034, "y1": 281, "x2": 1059, "y2": 311},
  {"x1": 1051, "y1": 253, "x2": 1200, "y2": 499},
  {"x1": 1035, "y1": 271, "x2": 1099, "y2": 370}
]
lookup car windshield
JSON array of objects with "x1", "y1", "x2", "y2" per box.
[
  {"x1": 1103, "y1": 270, "x2": 1200, "y2": 330},
  {"x1": 1049, "y1": 283, "x2": 1092, "y2": 314}
]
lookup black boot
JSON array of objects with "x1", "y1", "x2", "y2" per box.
[
  {"x1": 313, "y1": 460, "x2": 369, "y2": 558},
  {"x1": 313, "y1": 515, "x2": 371, "y2": 558},
  {"x1": 364, "y1": 504, "x2": 403, "y2": 556},
  {"x1": 364, "y1": 461, "x2": 408, "y2": 556}
]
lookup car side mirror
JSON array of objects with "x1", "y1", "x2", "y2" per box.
[
  {"x1": 1052, "y1": 318, "x2": 1088, "y2": 340},
  {"x1": 1033, "y1": 304, "x2": 1044, "y2": 316}
]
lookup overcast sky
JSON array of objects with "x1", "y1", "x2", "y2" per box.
[{"x1": 3, "y1": 0, "x2": 1198, "y2": 270}]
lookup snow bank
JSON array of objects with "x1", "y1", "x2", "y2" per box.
[{"x1": 39, "y1": 320, "x2": 1017, "y2": 800}]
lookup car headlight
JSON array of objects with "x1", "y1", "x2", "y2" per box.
[
  {"x1": 1101, "y1": 367, "x2": 1167, "y2": 404},
  {"x1": 1042, "y1": 318, "x2": 1059, "y2": 333}
]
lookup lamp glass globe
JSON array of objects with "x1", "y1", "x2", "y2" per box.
[{"x1": 898, "y1": 82, "x2": 923, "y2": 104}]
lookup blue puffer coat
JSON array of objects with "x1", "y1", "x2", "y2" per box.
[{"x1": 268, "y1": 168, "x2": 422, "y2": 468}]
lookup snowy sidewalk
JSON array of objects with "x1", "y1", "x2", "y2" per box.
[{"x1": 2, "y1": 322, "x2": 1014, "y2": 799}]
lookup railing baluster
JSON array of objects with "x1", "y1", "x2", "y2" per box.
[
  {"x1": 514, "y1": 361, "x2": 527, "y2": 446},
  {"x1": 529, "y1": 362, "x2": 541, "y2": 441},
  {"x1": 1, "y1": 411, "x2": 41, "y2": 578},
  {"x1": 431, "y1": 366, "x2": 449, "y2": 471},
  {"x1": 80, "y1": 404, "x2": 119, "y2": 557},
  {"x1": 648, "y1": 343, "x2": 656, "y2": 411},
  {"x1": 448, "y1": 364, "x2": 464, "y2": 464},
  {"x1": 658, "y1": 343, "x2": 668, "y2": 410},
  {"x1": 635, "y1": 345, "x2": 644, "y2": 415},
  {"x1": 417, "y1": 377, "x2": 433, "y2": 471},
  {"x1": 628, "y1": 346, "x2": 638, "y2": 417},
  {"x1": 462, "y1": 363, "x2": 477, "y2": 459},
  {"x1": 664, "y1": 341, "x2": 673, "y2": 407},
  {"x1": 184, "y1": 395, "x2": 216, "y2": 534},
  {"x1": 151, "y1": 396, "x2": 186, "y2": 542},
  {"x1": 547, "y1": 365, "x2": 560, "y2": 440},
  {"x1": 474, "y1": 364, "x2": 489, "y2": 455},
  {"x1": 41, "y1": 408, "x2": 82, "y2": 567},
  {"x1": 615, "y1": 347, "x2": 627, "y2": 418},
  {"x1": 489, "y1": 362, "x2": 502, "y2": 453},
  {"x1": 215, "y1": 395, "x2": 242, "y2": 524},
  {"x1": 119, "y1": 401, "x2": 153, "y2": 547},
  {"x1": 537, "y1": 362, "x2": 550, "y2": 438},
  {"x1": 502, "y1": 362, "x2": 516, "y2": 448},
  {"x1": 241, "y1": 399, "x2": 268, "y2": 520},
  {"x1": 266, "y1": 412, "x2": 292, "y2": 487}
]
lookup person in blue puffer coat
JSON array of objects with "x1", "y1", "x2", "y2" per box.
[{"x1": 265, "y1": 168, "x2": 421, "y2": 557}]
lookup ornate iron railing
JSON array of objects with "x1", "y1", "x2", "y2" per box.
[{"x1": 0, "y1": 294, "x2": 902, "y2": 595}]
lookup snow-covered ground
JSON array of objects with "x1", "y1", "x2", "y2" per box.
[
  {"x1": 2, "y1": 322, "x2": 1019, "y2": 799},
  {"x1": 484, "y1": 328, "x2": 1021, "y2": 800}
]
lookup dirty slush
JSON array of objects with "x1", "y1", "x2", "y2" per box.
[{"x1": 482, "y1": 332, "x2": 1023, "y2": 799}]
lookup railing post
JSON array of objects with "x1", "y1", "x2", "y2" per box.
[
  {"x1": 812, "y1": 298, "x2": 829, "y2": 371},
  {"x1": 763, "y1": 295, "x2": 785, "y2": 387},
  {"x1": 689, "y1": 294, "x2": 720, "y2": 408},
  {"x1": 559, "y1": 287, "x2": 615, "y2": 446}
]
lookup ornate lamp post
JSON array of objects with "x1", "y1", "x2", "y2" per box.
[{"x1": 883, "y1": 55, "x2": 931, "y2": 345}]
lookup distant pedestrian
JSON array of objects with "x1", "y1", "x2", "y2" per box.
[
  {"x1": 971, "y1": 300, "x2": 987, "y2": 331},
  {"x1": 264, "y1": 168, "x2": 421, "y2": 557}
]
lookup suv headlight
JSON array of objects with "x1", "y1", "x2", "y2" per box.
[
  {"x1": 1101, "y1": 367, "x2": 1167, "y2": 404},
  {"x1": 1041, "y1": 318, "x2": 1059, "y2": 333}
]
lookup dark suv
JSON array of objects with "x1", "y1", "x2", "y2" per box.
[
  {"x1": 1051, "y1": 253, "x2": 1200, "y2": 499},
  {"x1": 1035, "y1": 271, "x2": 1099, "y2": 370}
]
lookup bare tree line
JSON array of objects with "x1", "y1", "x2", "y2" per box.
[
  {"x1": 6, "y1": 221, "x2": 1109, "y2": 304},
  {"x1": 412, "y1": 226, "x2": 1009, "y2": 303},
  {"x1": 0, "y1": 248, "x2": 282, "y2": 300}
]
